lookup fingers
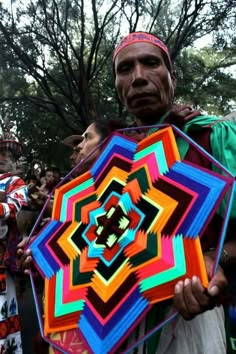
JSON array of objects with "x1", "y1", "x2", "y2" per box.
[
  {"x1": 174, "y1": 280, "x2": 190, "y2": 319},
  {"x1": 22, "y1": 255, "x2": 33, "y2": 274},
  {"x1": 17, "y1": 237, "x2": 28, "y2": 249},
  {"x1": 16, "y1": 246, "x2": 33, "y2": 274},
  {"x1": 207, "y1": 268, "x2": 227, "y2": 296},
  {"x1": 173, "y1": 261, "x2": 228, "y2": 320},
  {"x1": 203, "y1": 255, "x2": 228, "y2": 296},
  {"x1": 191, "y1": 276, "x2": 210, "y2": 307},
  {"x1": 173, "y1": 276, "x2": 214, "y2": 320}
]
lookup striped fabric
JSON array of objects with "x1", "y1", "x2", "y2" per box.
[{"x1": 0, "y1": 173, "x2": 28, "y2": 220}]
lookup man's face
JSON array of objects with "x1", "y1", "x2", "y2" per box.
[
  {"x1": 70, "y1": 145, "x2": 82, "y2": 167},
  {"x1": 114, "y1": 42, "x2": 176, "y2": 124},
  {"x1": 77, "y1": 123, "x2": 101, "y2": 161},
  {"x1": 53, "y1": 170, "x2": 60, "y2": 183},
  {"x1": 0, "y1": 150, "x2": 14, "y2": 173}
]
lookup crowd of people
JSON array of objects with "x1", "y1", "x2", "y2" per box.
[{"x1": 0, "y1": 31, "x2": 235, "y2": 354}]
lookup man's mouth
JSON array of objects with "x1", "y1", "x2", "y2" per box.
[{"x1": 129, "y1": 92, "x2": 156, "y2": 102}]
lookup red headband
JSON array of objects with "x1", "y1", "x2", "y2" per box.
[{"x1": 113, "y1": 32, "x2": 172, "y2": 70}]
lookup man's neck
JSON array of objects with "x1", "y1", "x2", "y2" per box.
[{"x1": 137, "y1": 110, "x2": 170, "y2": 126}]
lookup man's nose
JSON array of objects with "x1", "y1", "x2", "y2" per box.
[
  {"x1": 131, "y1": 64, "x2": 147, "y2": 86},
  {"x1": 78, "y1": 140, "x2": 84, "y2": 150},
  {"x1": 70, "y1": 152, "x2": 75, "y2": 161}
]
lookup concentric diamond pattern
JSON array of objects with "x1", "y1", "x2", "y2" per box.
[{"x1": 30, "y1": 127, "x2": 230, "y2": 353}]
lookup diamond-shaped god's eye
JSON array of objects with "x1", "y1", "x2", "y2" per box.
[{"x1": 30, "y1": 127, "x2": 233, "y2": 354}]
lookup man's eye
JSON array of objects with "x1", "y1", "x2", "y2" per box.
[
  {"x1": 145, "y1": 59, "x2": 160, "y2": 66},
  {"x1": 118, "y1": 64, "x2": 131, "y2": 73}
]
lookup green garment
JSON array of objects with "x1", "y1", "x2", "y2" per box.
[
  {"x1": 149, "y1": 114, "x2": 236, "y2": 217},
  {"x1": 145, "y1": 114, "x2": 236, "y2": 353},
  {"x1": 182, "y1": 115, "x2": 236, "y2": 218}
]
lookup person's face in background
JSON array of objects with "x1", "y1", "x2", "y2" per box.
[
  {"x1": 45, "y1": 170, "x2": 54, "y2": 185},
  {"x1": 53, "y1": 170, "x2": 61, "y2": 184},
  {"x1": 114, "y1": 42, "x2": 176, "y2": 124},
  {"x1": 0, "y1": 150, "x2": 14, "y2": 174},
  {"x1": 40, "y1": 176, "x2": 46, "y2": 186},
  {"x1": 70, "y1": 145, "x2": 82, "y2": 167},
  {"x1": 77, "y1": 123, "x2": 101, "y2": 161}
]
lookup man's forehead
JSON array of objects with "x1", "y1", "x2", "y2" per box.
[
  {"x1": 0, "y1": 150, "x2": 13, "y2": 158},
  {"x1": 115, "y1": 42, "x2": 163, "y2": 64},
  {"x1": 113, "y1": 32, "x2": 171, "y2": 62}
]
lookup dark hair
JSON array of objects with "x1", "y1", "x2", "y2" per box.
[
  {"x1": 45, "y1": 167, "x2": 54, "y2": 174},
  {"x1": 93, "y1": 118, "x2": 127, "y2": 142},
  {"x1": 28, "y1": 174, "x2": 38, "y2": 181},
  {"x1": 52, "y1": 167, "x2": 61, "y2": 175}
]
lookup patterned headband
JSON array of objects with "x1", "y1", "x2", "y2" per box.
[{"x1": 113, "y1": 32, "x2": 173, "y2": 70}]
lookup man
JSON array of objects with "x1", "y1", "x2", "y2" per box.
[
  {"x1": 0, "y1": 136, "x2": 28, "y2": 353},
  {"x1": 63, "y1": 134, "x2": 83, "y2": 168},
  {"x1": 52, "y1": 167, "x2": 61, "y2": 186},
  {"x1": 113, "y1": 32, "x2": 236, "y2": 353},
  {"x1": 43, "y1": 168, "x2": 55, "y2": 194}
]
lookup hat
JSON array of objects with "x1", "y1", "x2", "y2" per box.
[
  {"x1": 63, "y1": 135, "x2": 83, "y2": 148},
  {"x1": 0, "y1": 140, "x2": 23, "y2": 160},
  {"x1": 113, "y1": 32, "x2": 173, "y2": 71},
  {"x1": 0, "y1": 114, "x2": 23, "y2": 160}
]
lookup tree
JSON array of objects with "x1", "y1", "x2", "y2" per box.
[
  {"x1": 0, "y1": 0, "x2": 126, "y2": 128},
  {"x1": 0, "y1": 0, "x2": 127, "y2": 168},
  {"x1": 175, "y1": 47, "x2": 236, "y2": 114},
  {"x1": 0, "y1": 0, "x2": 235, "y2": 167},
  {"x1": 121, "y1": 0, "x2": 236, "y2": 114}
]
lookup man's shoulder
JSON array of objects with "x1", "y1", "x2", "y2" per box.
[
  {"x1": 10, "y1": 175, "x2": 26, "y2": 185},
  {"x1": 184, "y1": 114, "x2": 222, "y2": 131}
]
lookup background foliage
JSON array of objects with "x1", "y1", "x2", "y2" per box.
[{"x1": 0, "y1": 0, "x2": 235, "y2": 170}]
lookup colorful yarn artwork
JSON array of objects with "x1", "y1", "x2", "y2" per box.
[{"x1": 30, "y1": 126, "x2": 232, "y2": 353}]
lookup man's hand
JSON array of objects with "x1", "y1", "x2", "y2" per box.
[
  {"x1": 173, "y1": 255, "x2": 227, "y2": 320},
  {"x1": 16, "y1": 237, "x2": 33, "y2": 275}
]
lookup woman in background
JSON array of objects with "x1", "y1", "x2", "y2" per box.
[{"x1": 17, "y1": 118, "x2": 127, "y2": 354}]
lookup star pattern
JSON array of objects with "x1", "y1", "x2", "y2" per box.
[{"x1": 30, "y1": 127, "x2": 229, "y2": 353}]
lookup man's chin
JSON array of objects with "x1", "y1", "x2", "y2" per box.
[{"x1": 132, "y1": 106, "x2": 169, "y2": 125}]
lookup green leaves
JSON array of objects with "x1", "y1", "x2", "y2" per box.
[{"x1": 0, "y1": 0, "x2": 235, "y2": 169}]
